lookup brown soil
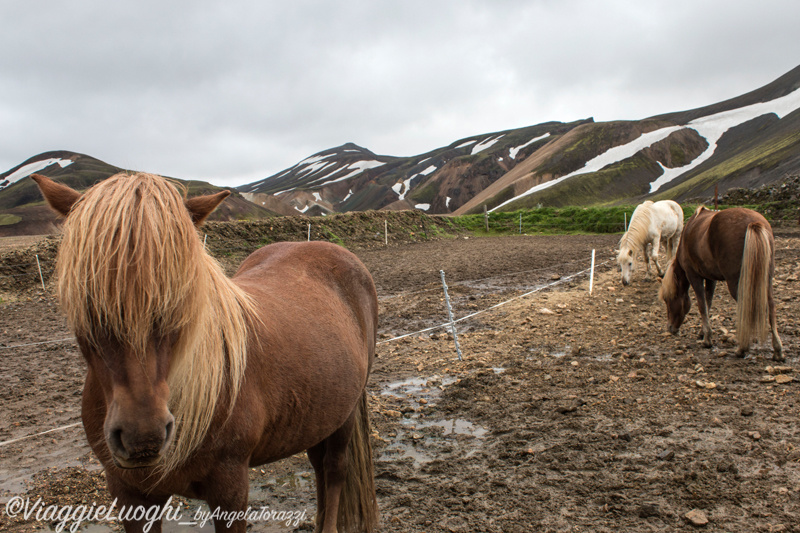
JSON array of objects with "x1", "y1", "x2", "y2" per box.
[{"x1": 1, "y1": 231, "x2": 799, "y2": 532}]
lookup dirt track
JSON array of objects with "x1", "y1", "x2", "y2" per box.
[{"x1": 1, "y1": 231, "x2": 799, "y2": 532}]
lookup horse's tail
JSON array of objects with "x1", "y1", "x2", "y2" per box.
[
  {"x1": 736, "y1": 222, "x2": 772, "y2": 348},
  {"x1": 338, "y1": 389, "x2": 378, "y2": 533}
]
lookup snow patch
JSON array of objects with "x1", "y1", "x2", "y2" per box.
[
  {"x1": 312, "y1": 160, "x2": 386, "y2": 187},
  {"x1": 456, "y1": 140, "x2": 477, "y2": 149},
  {"x1": 341, "y1": 189, "x2": 353, "y2": 203},
  {"x1": 295, "y1": 204, "x2": 310, "y2": 214},
  {"x1": 420, "y1": 165, "x2": 437, "y2": 176},
  {"x1": 509, "y1": 133, "x2": 550, "y2": 159},
  {"x1": 312, "y1": 192, "x2": 322, "y2": 202},
  {"x1": 393, "y1": 175, "x2": 416, "y2": 200},
  {"x1": 471, "y1": 135, "x2": 505, "y2": 155},
  {"x1": 415, "y1": 203, "x2": 431, "y2": 211},
  {"x1": 446, "y1": 196, "x2": 452, "y2": 208},
  {"x1": 1, "y1": 158, "x2": 74, "y2": 191}
]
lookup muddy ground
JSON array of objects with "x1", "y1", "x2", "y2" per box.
[{"x1": 1, "y1": 230, "x2": 799, "y2": 532}]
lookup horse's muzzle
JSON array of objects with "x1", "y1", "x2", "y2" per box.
[{"x1": 106, "y1": 416, "x2": 175, "y2": 469}]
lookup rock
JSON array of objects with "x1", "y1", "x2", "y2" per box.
[
  {"x1": 385, "y1": 410, "x2": 402, "y2": 418},
  {"x1": 740, "y1": 406, "x2": 754, "y2": 417},
  {"x1": 657, "y1": 449, "x2": 675, "y2": 461},
  {"x1": 775, "y1": 374, "x2": 794, "y2": 384},
  {"x1": 684, "y1": 508, "x2": 709, "y2": 527},
  {"x1": 538, "y1": 308, "x2": 555, "y2": 315},
  {"x1": 638, "y1": 504, "x2": 660, "y2": 518}
]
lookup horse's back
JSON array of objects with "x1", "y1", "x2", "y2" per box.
[
  {"x1": 234, "y1": 241, "x2": 378, "y2": 336},
  {"x1": 682, "y1": 207, "x2": 772, "y2": 281},
  {"x1": 652, "y1": 200, "x2": 683, "y2": 235}
]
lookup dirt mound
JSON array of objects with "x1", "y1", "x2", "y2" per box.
[{"x1": 720, "y1": 174, "x2": 800, "y2": 223}]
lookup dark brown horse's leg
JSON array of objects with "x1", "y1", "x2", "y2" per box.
[
  {"x1": 107, "y1": 475, "x2": 168, "y2": 533},
  {"x1": 311, "y1": 414, "x2": 356, "y2": 533},
  {"x1": 704, "y1": 280, "x2": 717, "y2": 312},
  {"x1": 204, "y1": 463, "x2": 251, "y2": 532},
  {"x1": 307, "y1": 442, "x2": 328, "y2": 531},
  {"x1": 688, "y1": 276, "x2": 712, "y2": 347},
  {"x1": 768, "y1": 282, "x2": 784, "y2": 361}
]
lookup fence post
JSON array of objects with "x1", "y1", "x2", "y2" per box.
[
  {"x1": 589, "y1": 249, "x2": 596, "y2": 295},
  {"x1": 35, "y1": 255, "x2": 45, "y2": 292},
  {"x1": 439, "y1": 270, "x2": 463, "y2": 361},
  {"x1": 308, "y1": 223, "x2": 311, "y2": 241},
  {"x1": 384, "y1": 220, "x2": 388, "y2": 245},
  {"x1": 624, "y1": 213, "x2": 627, "y2": 232},
  {"x1": 519, "y1": 212, "x2": 522, "y2": 234},
  {"x1": 483, "y1": 205, "x2": 489, "y2": 232}
]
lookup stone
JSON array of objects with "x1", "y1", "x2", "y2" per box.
[{"x1": 684, "y1": 508, "x2": 709, "y2": 527}]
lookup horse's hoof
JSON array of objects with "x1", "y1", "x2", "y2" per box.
[
  {"x1": 773, "y1": 352, "x2": 785, "y2": 363},
  {"x1": 735, "y1": 349, "x2": 747, "y2": 358}
]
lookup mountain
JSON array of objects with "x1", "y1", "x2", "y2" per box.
[
  {"x1": 239, "y1": 64, "x2": 800, "y2": 215},
  {"x1": 0, "y1": 151, "x2": 276, "y2": 237},
  {"x1": 3, "y1": 64, "x2": 800, "y2": 235}
]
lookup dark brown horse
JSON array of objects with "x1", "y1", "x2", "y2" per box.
[
  {"x1": 33, "y1": 172, "x2": 379, "y2": 533},
  {"x1": 659, "y1": 206, "x2": 783, "y2": 361}
]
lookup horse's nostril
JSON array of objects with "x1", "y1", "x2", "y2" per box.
[
  {"x1": 165, "y1": 420, "x2": 174, "y2": 442},
  {"x1": 109, "y1": 428, "x2": 126, "y2": 456}
]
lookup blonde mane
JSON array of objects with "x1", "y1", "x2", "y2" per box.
[
  {"x1": 56, "y1": 172, "x2": 254, "y2": 473},
  {"x1": 619, "y1": 200, "x2": 653, "y2": 254},
  {"x1": 659, "y1": 260, "x2": 678, "y2": 302}
]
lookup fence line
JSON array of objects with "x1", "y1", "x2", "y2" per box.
[
  {"x1": 0, "y1": 422, "x2": 81, "y2": 448},
  {"x1": 0, "y1": 337, "x2": 75, "y2": 350},
  {"x1": 377, "y1": 259, "x2": 610, "y2": 345}
]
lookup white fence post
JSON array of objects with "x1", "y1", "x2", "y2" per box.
[
  {"x1": 308, "y1": 223, "x2": 311, "y2": 241},
  {"x1": 35, "y1": 255, "x2": 45, "y2": 291},
  {"x1": 589, "y1": 249, "x2": 596, "y2": 295},
  {"x1": 439, "y1": 270, "x2": 463, "y2": 361},
  {"x1": 384, "y1": 220, "x2": 388, "y2": 245}
]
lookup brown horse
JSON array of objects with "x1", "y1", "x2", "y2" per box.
[
  {"x1": 33, "y1": 172, "x2": 379, "y2": 533},
  {"x1": 659, "y1": 206, "x2": 783, "y2": 361}
]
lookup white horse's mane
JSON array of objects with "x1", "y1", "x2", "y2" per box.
[{"x1": 619, "y1": 201, "x2": 653, "y2": 252}]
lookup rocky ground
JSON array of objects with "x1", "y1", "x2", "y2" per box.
[{"x1": 1, "y1": 225, "x2": 799, "y2": 532}]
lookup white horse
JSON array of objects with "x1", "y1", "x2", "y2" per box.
[{"x1": 617, "y1": 200, "x2": 683, "y2": 285}]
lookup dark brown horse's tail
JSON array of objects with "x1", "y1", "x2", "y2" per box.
[
  {"x1": 337, "y1": 389, "x2": 378, "y2": 533},
  {"x1": 737, "y1": 222, "x2": 772, "y2": 348}
]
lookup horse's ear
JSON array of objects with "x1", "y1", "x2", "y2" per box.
[
  {"x1": 31, "y1": 174, "x2": 82, "y2": 217},
  {"x1": 185, "y1": 190, "x2": 231, "y2": 226}
]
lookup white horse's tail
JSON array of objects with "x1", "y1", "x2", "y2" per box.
[{"x1": 736, "y1": 222, "x2": 772, "y2": 347}]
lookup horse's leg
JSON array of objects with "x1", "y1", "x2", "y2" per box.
[
  {"x1": 107, "y1": 475, "x2": 168, "y2": 533},
  {"x1": 642, "y1": 244, "x2": 651, "y2": 278},
  {"x1": 705, "y1": 280, "x2": 716, "y2": 310},
  {"x1": 311, "y1": 414, "x2": 356, "y2": 533},
  {"x1": 650, "y1": 235, "x2": 663, "y2": 277},
  {"x1": 204, "y1": 463, "x2": 251, "y2": 533},
  {"x1": 307, "y1": 442, "x2": 328, "y2": 532},
  {"x1": 688, "y1": 275, "x2": 712, "y2": 347},
  {"x1": 768, "y1": 281, "x2": 784, "y2": 361}
]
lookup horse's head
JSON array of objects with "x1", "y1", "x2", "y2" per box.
[
  {"x1": 78, "y1": 333, "x2": 177, "y2": 468},
  {"x1": 658, "y1": 260, "x2": 691, "y2": 335},
  {"x1": 33, "y1": 173, "x2": 231, "y2": 469},
  {"x1": 616, "y1": 247, "x2": 635, "y2": 286}
]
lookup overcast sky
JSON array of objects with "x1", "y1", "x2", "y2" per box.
[{"x1": 1, "y1": 1, "x2": 798, "y2": 188}]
